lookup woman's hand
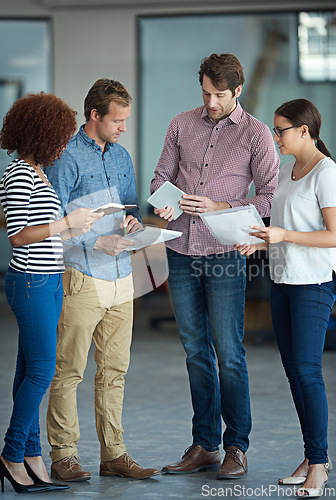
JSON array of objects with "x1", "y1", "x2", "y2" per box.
[
  {"x1": 250, "y1": 225, "x2": 287, "y2": 244},
  {"x1": 66, "y1": 208, "x2": 103, "y2": 233}
]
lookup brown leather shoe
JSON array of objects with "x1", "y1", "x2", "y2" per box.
[
  {"x1": 100, "y1": 453, "x2": 160, "y2": 479},
  {"x1": 51, "y1": 455, "x2": 91, "y2": 482},
  {"x1": 217, "y1": 446, "x2": 247, "y2": 479},
  {"x1": 162, "y1": 445, "x2": 221, "y2": 474}
]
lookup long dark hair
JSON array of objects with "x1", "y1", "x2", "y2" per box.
[{"x1": 275, "y1": 99, "x2": 332, "y2": 158}]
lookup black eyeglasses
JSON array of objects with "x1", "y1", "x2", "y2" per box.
[{"x1": 272, "y1": 124, "x2": 303, "y2": 138}]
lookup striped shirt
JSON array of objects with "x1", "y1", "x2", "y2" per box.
[
  {"x1": 151, "y1": 101, "x2": 279, "y2": 256},
  {"x1": 0, "y1": 158, "x2": 64, "y2": 273}
]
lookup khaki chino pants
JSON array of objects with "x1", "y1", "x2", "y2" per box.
[{"x1": 47, "y1": 267, "x2": 133, "y2": 462}]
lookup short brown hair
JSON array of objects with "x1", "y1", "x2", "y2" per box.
[
  {"x1": 84, "y1": 79, "x2": 132, "y2": 122},
  {"x1": 0, "y1": 92, "x2": 77, "y2": 167},
  {"x1": 198, "y1": 53, "x2": 245, "y2": 94}
]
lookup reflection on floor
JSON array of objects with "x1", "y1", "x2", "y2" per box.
[{"x1": 0, "y1": 291, "x2": 335, "y2": 500}]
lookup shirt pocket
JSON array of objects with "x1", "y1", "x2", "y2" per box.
[
  {"x1": 177, "y1": 161, "x2": 200, "y2": 193},
  {"x1": 79, "y1": 173, "x2": 105, "y2": 196},
  {"x1": 294, "y1": 192, "x2": 317, "y2": 202},
  {"x1": 117, "y1": 172, "x2": 129, "y2": 199},
  {"x1": 179, "y1": 161, "x2": 200, "y2": 173}
]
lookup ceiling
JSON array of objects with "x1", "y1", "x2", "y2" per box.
[{"x1": 38, "y1": 0, "x2": 336, "y2": 10}]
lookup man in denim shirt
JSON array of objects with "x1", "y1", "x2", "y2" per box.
[{"x1": 46, "y1": 79, "x2": 160, "y2": 481}]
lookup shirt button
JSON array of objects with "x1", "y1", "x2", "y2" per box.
[
  {"x1": 205, "y1": 163, "x2": 208, "y2": 167},
  {"x1": 200, "y1": 182, "x2": 203, "y2": 185},
  {"x1": 216, "y1": 127, "x2": 219, "y2": 131},
  {"x1": 192, "y1": 221, "x2": 195, "y2": 224},
  {"x1": 210, "y1": 145, "x2": 213, "y2": 148}
]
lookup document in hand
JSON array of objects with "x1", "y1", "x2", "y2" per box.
[
  {"x1": 199, "y1": 204, "x2": 265, "y2": 246},
  {"x1": 122, "y1": 226, "x2": 182, "y2": 251},
  {"x1": 147, "y1": 181, "x2": 186, "y2": 220},
  {"x1": 91, "y1": 203, "x2": 137, "y2": 216}
]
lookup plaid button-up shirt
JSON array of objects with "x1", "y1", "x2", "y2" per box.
[{"x1": 150, "y1": 102, "x2": 279, "y2": 256}]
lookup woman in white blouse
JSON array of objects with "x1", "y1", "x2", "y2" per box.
[
  {"x1": 0, "y1": 92, "x2": 101, "y2": 493},
  {"x1": 237, "y1": 99, "x2": 336, "y2": 498}
]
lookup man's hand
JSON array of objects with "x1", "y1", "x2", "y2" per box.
[
  {"x1": 179, "y1": 195, "x2": 230, "y2": 215},
  {"x1": 154, "y1": 206, "x2": 175, "y2": 221},
  {"x1": 94, "y1": 234, "x2": 134, "y2": 256},
  {"x1": 234, "y1": 242, "x2": 267, "y2": 256},
  {"x1": 123, "y1": 215, "x2": 142, "y2": 234}
]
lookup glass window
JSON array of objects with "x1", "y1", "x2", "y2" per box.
[
  {"x1": 0, "y1": 19, "x2": 51, "y2": 272},
  {"x1": 298, "y1": 11, "x2": 336, "y2": 81}
]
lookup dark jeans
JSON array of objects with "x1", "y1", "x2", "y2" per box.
[
  {"x1": 2, "y1": 267, "x2": 63, "y2": 462},
  {"x1": 271, "y1": 278, "x2": 336, "y2": 465},
  {"x1": 167, "y1": 249, "x2": 251, "y2": 453}
]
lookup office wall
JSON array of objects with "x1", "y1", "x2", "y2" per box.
[
  {"x1": 0, "y1": 0, "x2": 335, "y2": 273},
  {"x1": 1, "y1": 0, "x2": 335, "y2": 171},
  {"x1": 138, "y1": 12, "x2": 336, "y2": 207}
]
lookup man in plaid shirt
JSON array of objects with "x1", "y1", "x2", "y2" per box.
[{"x1": 151, "y1": 53, "x2": 279, "y2": 479}]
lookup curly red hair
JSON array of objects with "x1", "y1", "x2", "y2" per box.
[{"x1": 0, "y1": 92, "x2": 77, "y2": 167}]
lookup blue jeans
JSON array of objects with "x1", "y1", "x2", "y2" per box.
[
  {"x1": 167, "y1": 249, "x2": 251, "y2": 453},
  {"x1": 2, "y1": 266, "x2": 63, "y2": 463},
  {"x1": 271, "y1": 278, "x2": 336, "y2": 465}
]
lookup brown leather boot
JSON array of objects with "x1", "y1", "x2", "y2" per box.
[{"x1": 100, "y1": 453, "x2": 160, "y2": 479}]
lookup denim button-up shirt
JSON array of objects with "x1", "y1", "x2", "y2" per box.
[{"x1": 46, "y1": 125, "x2": 141, "y2": 281}]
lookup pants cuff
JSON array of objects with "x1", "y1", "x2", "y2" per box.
[
  {"x1": 100, "y1": 444, "x2": 127, "y2": 462},
  {"x1": 49, "y1": 447, "x2": 79, "y2": 463}
]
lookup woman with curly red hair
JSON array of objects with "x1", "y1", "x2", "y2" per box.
[{"x1": 0, "y1": 92, "x2": 102, "y2": 493}]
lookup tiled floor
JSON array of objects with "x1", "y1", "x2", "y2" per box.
[{"x1": 0, "y1": 291, "x2": 335, "y2": 499}]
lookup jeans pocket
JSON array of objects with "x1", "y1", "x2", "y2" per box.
[
  {"x1": 4, "y1": 282, "x2": 15, "y2": 308},
  {"x1": 55, "y1": 273, "x2": 63, "y2": 292},
  {"x1": 27, "y1": 274, "x2": 49, "y2": 288},
  {"x1": 63, "y1": 267, "x2": 85, "y2": 296}
]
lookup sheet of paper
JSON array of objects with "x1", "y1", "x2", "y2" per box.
[
  {"x1": 92, "y1": 203, "x2": 137, "y2": 216},
  {"x1": 122, "y1": 225, "x2": 182, "y2": 251},
  {"x1": 147, "y1": 181, "x2": 186, "y2": 220},
  {"x1": 199, "y1": 204, "x2": 265, "y2": 246}
]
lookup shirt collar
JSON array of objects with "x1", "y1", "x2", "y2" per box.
[
  {"x1": 201, "y1": 100, "x2": 243, "y2": 125},
  {"x1": 78, "y1": 124, "x2": 113, "y2": 152}
]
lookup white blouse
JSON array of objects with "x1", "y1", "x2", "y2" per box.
[{"x1": 269, "y1": 157, "x2": 336, "y2": 285}]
